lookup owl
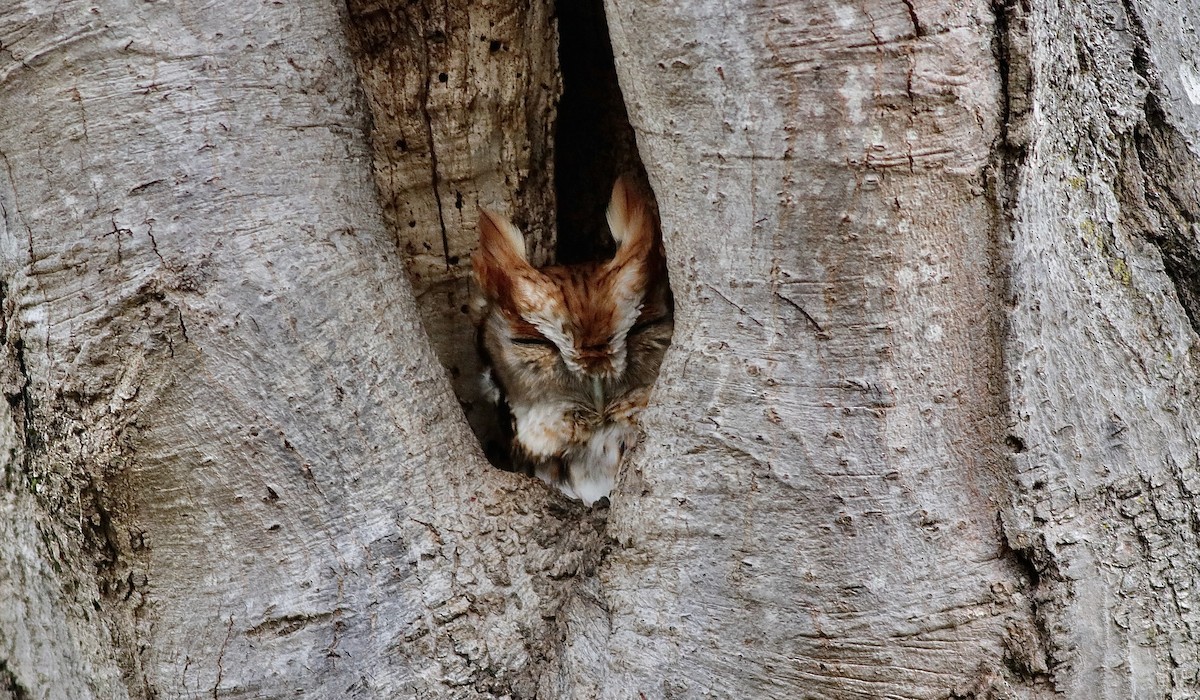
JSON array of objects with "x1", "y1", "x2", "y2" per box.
[{"x1": 473, "y1": 177, "x2": 672, "y2": 505}]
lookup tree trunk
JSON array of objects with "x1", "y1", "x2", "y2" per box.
[
  {"x1": 553, "y1": 0, "x2": 1035, "y2": 697},
  {"x1": 0, "y1": 2, "x2": 595, "y2": 698},
  {"x1": 3, "y1": 0, "x2": 1200, "y2": 699},
  {"x1": 1000, "y1": 0, "x2": 1200, "y2": 695}
]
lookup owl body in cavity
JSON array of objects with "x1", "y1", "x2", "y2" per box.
[{"x1": 473, "y1": 178, "x2": 672, "y2": 505}]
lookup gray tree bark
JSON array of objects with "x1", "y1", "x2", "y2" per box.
[
  {"x1": 0, "y1": 2, "x2": 594, "y2": 698},
  {"x1": 3, "y1": 0, "x2": 1200, "y2": 699},
  {"x1": 557, "y1": 0, "x2": 1030, "y2": 697}
]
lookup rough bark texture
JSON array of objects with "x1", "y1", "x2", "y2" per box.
[
  {"x1": 4, "y1": 0, "x2": 1200, "y2": 698},
  {"x1": 0, "y1": 1, "x2": 597, "y2": 697},
  {"x1": 1000, "y1": 0, "x2": 1200, "y2": 696},
  {"x1": 549, "y1": 0, "x2": 1048, "y2": 697}
]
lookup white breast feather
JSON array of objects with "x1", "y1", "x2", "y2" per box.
[
  {"x1": 566, "y1": 421, "x2": 638, "y2": 506},
  {"x1": 511, "y1": 401, "x2": 574, "y2": 459}
]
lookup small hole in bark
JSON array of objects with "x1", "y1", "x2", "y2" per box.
[{"x1": 1006, "y1": 435, "x2": 1026, "y2": 453}]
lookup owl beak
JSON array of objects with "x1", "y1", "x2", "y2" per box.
[{"x1": 591, "y1": 375, "x2": 605, "y2": 412}]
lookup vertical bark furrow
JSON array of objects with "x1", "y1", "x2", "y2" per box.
[
  {"x1": 1110, "y1": 0, "x2": 1200, "y2": 336},
  {"x1": 1126, "y1": 97, "x2": 1200, "y2": 336},
  {"x1": 1002, "y1": 0, "x2": 1200, "y2": 695},
  {"x1": 989, "y1": 0, "x2": 1064, "y2": 691},
  {"x1": 990, "y1": 0, "x2": 1033, "y2": 194}
]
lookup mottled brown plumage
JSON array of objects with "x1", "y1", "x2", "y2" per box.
[{"x1": 473, "y1": 178, "x2": 672, "y2": 504}]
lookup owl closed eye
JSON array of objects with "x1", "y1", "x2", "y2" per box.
[{"x1": 473, "y1": 177, "x2": 672, "y2": 504}]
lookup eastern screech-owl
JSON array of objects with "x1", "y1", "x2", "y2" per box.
[{"x1": 473, "y1": 177, "x2": 672, "y2": 505}]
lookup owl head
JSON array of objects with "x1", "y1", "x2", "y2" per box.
[{"x1": 473, "y1": 178, "x2": 670, "y2": 410}]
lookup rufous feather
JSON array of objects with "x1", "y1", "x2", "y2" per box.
[{"x1": 474, "y1": 178, "x2": 673, "y2": 506}]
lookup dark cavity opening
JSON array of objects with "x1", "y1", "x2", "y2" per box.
[{"x1": 553, "y1": 0, "x2": 648, "y2": 265}]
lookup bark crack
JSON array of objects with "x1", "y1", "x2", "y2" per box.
[
  {"x1": 704, "y1": 284, "x2": 764, "y2": 327},
  {"x1": 900, "y1": 0, "x2": 923, "y2": 37},
  {"x1": 0, "y1": 281, "x2": 36, "y2": 484},
  {"x1": 773, "y1": 291, "x2": 824, "y2": 334},
  {"x1": 145, "y1": 220, "x2": 165, "y2": 265},
  {"x1": 212, "y1": 614, "x2": 235, "y2": 699},
  {"x1": 413, "y1": 7, "x2": 452, "y2": 271},
  {"x1": 1115, "y1": 3, "x2": 1200, "y2": 336},
  {"x1": 105, "y1": 216, "x2": 134, "y2": 265},
  {"x1": 176, "y1": 307, "x2": 188, "y2": 346},
  {"x1": 0, "y1": 658, "x2": 31, "y2": 700}
]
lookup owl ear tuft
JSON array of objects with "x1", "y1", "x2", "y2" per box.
[
  {"x1": 606, "y1": 176, "x2": 663, "y2": 283},
  {"x1": 474, "y1": 207, "x2": 533, "y2": 308},
  {"x1": 606, "y1": 176, "x2": 652, "y2": 254},
  {"x1": 477, "y1": 207, "x2": 528, "y2": 262}
]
